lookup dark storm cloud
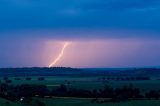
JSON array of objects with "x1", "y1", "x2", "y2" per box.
[
  {"x1": 0, "y1": 0, "x2": 160, "y2": 37},
  {"x1": 81, "y1": 0, "x2": 159, "y2": 11}
]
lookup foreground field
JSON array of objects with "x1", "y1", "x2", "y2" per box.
[
  {"x1": 0, "y1": 98, "x2": 21, "y2": 106},
  {"x1": 1, "y1": 76, "x2": 160, "y2": 106},
  {"x1": 1, "y1": 97, "x2": 160, "y2": 106},
  {"x1": 41, "y1": 99, "x2": 160, "y2": 106}
]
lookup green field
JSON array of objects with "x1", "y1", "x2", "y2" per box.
[
  {"x1": 1, "y1": 76, "x2": 160, "y2": 106},
  {"x1": 1, "y1": 97, "x2": 160, "y2": 106},
  {"x1": 0, "y1": 76, "x2": 107, "y2": 90},
  {"x1": 1, "y1": 76, "x2": 160, "y2": 90},
  {"x1": 0, "y1": 98, "x2": 21, "y2": 106},
  {"x1": 41, "y1": 99, "x2": 160, "y2": 106}
]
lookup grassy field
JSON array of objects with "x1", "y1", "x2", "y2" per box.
[
  {"x1": 40, "y1": 99, "x2": 160, "y2": 106},
  {"x1": 1, "y1": 76, "x2": 160, "y2": 106},
  {"x1": 0, "y1": 98, "x2": 21, "y2": 106},
  {"x1": 1, "y1": 76, "x2": 160, "y2": 90},
  {"x1": 1, "y1": 97, "x2": 160, "y2": 106},
  {"x1": 0, "y1": 76, "x2": 107, "y2": 90}
]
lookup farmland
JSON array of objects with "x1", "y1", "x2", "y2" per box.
[
  {"x1": 0, "y1": 67, "x2": 160, "y2": 106},
  {"x1": 1, "y1": 97, "x2": 160, "y2": 106},
  {"x1": 1, "y1": 76, "x2": 160, "y2": 90}
]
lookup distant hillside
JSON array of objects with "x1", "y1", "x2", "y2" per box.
[
  {"x1": 82, "y1": 68, "x2": 160, "y2": 76},
  {"x1": 120, "y1": 68, "x2": 160, "y2": 76},
  {"x1": 0, "y1": 67, "x2": 82, "y2": 76},
  {"x1": 0, "y1": 67, "x2": 160, "y2": 77}
]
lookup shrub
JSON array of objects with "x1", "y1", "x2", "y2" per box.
[
  {"x1": 3, "y1": 77, "x2": 8, "y2": 80},
  {"x1": 26, "y1": 77, "x2": 31, "y2": 80},
  {"x1": 14, "y1": 78, "x2": 21, "y2": 80},
  {"x1": 38, "y1": 77, "x2": 45, "y2": 81},
  {"x1": 32, "y1": 100, "x2": 46, "y2": 106},
  {"x1": 5, "y1": 80, "x2": 12, "y2": 83}
]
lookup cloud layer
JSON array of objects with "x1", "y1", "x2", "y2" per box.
[{"x1": 0, "y1": 0, "x2": 160, "y2": 32}]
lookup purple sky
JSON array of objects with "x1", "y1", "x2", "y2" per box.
[{"x1": 0, "y1": 0, "x2": 160, "y2": 68}]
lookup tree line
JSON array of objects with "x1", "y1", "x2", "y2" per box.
[{"x1": 0, "y1": 83, "x2": 160, "y2": 103}]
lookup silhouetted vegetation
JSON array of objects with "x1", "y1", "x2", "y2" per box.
[
  {"x1": 98, "y1": 76, "x2": 150, "y2": 81},
  {"x1": 33, "y1": 100, "x2": 46, "y2": 106},
  {"x1": 14, "y1": 78, "x2": 21, "y2": 80},
  {"x1": 3, "y1": 77, "x2": 8, "y2": 80},
  {"x1": 5, "y1": 80, "x2": 12, "y2": 83},
  {"x1": 26, "y1": 77, "x2": 31, "y2": 80},
  {"x1": 38, "y1": 77, "x2": 45, "y2": 81},
  {"x1": 0, "y1": 67, "x2": 81, "y2": 77},
  {"x1": 0, "y1": 82, "x2": 160, "y2": 104}
]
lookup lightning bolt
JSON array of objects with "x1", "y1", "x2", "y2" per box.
[{"x1": 49, "y1": 42, "x2": 69, "y2": 68}]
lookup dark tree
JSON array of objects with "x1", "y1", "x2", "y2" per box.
[
  {"x1": 145, "y1": 90, "x2": 160, "y2": 99},
  {"x1": 38, "y1": 77, "x2": 45, "y2": 81},
  {"x1": 5, "y1": 80, "x2": 12, "y2": 84},
  {"x1": 26, "y1": 77, "x2": 31, "y2": 80}
]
